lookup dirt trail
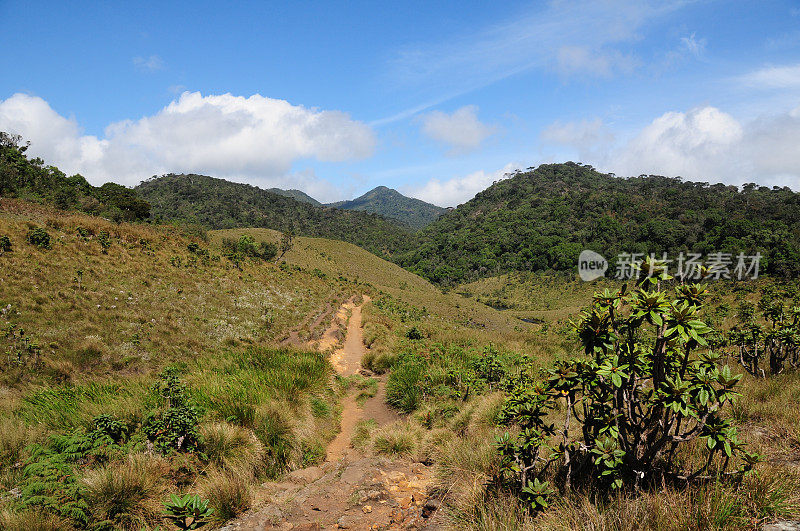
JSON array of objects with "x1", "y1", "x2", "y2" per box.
[
  {"x1": 222, "y1": 297, "x2": 439, "y2": 530},
  {"x1": 327, "y1": 297, "x2": 401, "y2": 462}
]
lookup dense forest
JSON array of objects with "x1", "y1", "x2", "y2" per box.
[
  {"x1": 329, "y1": 186, "x2": 447, "y2": 230},
  {"x1": 0, "y1": 132, "x2": 151, "y2": 221},
  {"x1": 397, "y1": 162, "x2": 800, "y2": 284},
  {"x1": 136, "y1": 173, "x2": 412, "y2": 257}
]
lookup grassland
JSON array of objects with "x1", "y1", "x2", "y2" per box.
[
  {"x1": 0, "y1": 200, "x2": 361, "y2": 529},
  {"x1": 1, "y1": 204, "x2": 799, "y2": 530}
]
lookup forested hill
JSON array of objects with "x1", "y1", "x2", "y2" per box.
[
  {"x1": 136, "y1": 173, "x2": 411, "y2": 257},
  {"x1": 328, "y1": 186, "x2": 447, "y2": 230},
  {"x1": 267, "y1": 187, "x2": 322, "y2": 206},
  {"x1": 397, "y1": 162, "x2": 800, "y2": 285},
  {"x1": 0, "y1": 132, "x2": 150, "y2": 221}
]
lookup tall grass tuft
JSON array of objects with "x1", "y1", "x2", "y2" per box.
[
  {"x1": 200, "y1": 422, "x2": 265, "y2": 478},
  {"x1": 373, "y1": 422, "x2": 420, "y2": 457},
  {"x1": 81, "y1": 453, "x2": 168, "y2": 530},
  {"x1": 0, "y1": 509, "x2": 72, "y2": 531},
  {"x1": 201, "y1": 468, "x2": 251, "y2": 523}
]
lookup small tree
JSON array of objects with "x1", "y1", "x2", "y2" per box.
[
  {"x1": 730, "y1": 295, "x2": 800, "y2": 377},
  {"x1": 496, "y1": 259, "x2": 759, "y2": 511},
  {"x1": 277, "y1": 230, "x2": 294, "y2": 261}
]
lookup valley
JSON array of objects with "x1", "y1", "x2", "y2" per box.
[{"x1": 1, "y1": 138, "x2": 799, "y2": 530}]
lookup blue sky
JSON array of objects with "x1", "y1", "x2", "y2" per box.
[{"x1": 1, "y1": 0, "x2": 800, "y2": 206}]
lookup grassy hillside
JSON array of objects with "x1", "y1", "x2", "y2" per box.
[
  {"x1": 0, "y1": 199, "x2": 367, "y2": 529},
  {"x1": 398, "y1": 162, "x2": 800, "y2": 285},
  {"x1": 209, "y1": 227, "x2": 525, "y2": 342},
  {"x1": 136, "y1": 174, "x2": 412, "y2": 258},
  {"x1": 2, "y1": 199, "x2": 799, "y2": 529},
  {"x1": 328, "y1": 186, "x2": 446, "y2": 230}
]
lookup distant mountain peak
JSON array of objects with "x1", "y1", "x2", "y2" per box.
[
  {"x1": 328, "y1": 186, "x2": 446, "y2": 230},
  {"x1": 266, "y1": 187, "x2": 321, "y2": 206}
]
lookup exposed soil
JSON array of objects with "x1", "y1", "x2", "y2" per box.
[{"x1": 222, "y1": 297, "x2": 441, "y2": 530}]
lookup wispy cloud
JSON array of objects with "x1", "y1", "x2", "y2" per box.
[
  {"x1": 680, "y1": 32, "x2": 706, "y2": 58},
  {"x1": 133, "y1": 55, "x2": 165, "y2": 72},
  {"x1": 738, "y1": 63, "x2": 800, "y2": 89},
  {"x1": 378, "y1": 0, "x2": 693, "y2": 123}
]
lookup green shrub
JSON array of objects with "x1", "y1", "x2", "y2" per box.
[
  {"x1": 25, "y1": 227, "x2": 51, "y2": 249},
  {"x1": 96, "y1": 231, "x2": 112, "y2": 253},
  {"x1": 406, "y1": 326, "x2": 424, "y2": 340},
  {"x1": 17, "y1": 426, "x2": 125, "y2": 527},
  {"x1": 729, "y1": 288, "x2": 800, "y2": 376},
  {"x1": 75, "y1": 226, "x2": 92, "y2": 240},
  {"x1": 0, "y1": 235, "x2": 11, "y2": 253},
  {"x1": 143, "y1": 369, "x2": 201, "y2": 454},
  {"x1": 496, "y1": 262, "x2": 759, "y2": 512}
]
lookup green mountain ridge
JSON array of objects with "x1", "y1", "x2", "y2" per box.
[
  {"x1": 327, "y1": 185, "x2": 446, "y2": 230},
  {"x1": 135, "y1": 173, "x2": 411, "y2": 258},
  {"x1": 397, "y1": 162, "x2": 800, "y2": 285}
]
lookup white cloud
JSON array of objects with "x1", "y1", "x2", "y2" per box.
[
  {"x1": 420, "y1": 105, "x2": 496, "y2": 154},
  {"x1": 407, "y1": 162, "x2": 519, "y2": 207},
  {"x1": 680, "y1": 32, "x2": 706, "y2": 58},
  {"x1": 545, "y1": 106, "x2": 800, "y2": 188},
  {"x1": 556, "y1": 47, "x2": 639, "y2": 77},
  {"x1": 0, "y1": 92, "x2": 376, "y2": 189},
  {"x1": 541, "y1": 118, "x2": 615, "y2": 160},
  {"x1": 614, "y1": 107, "x2": 744, "y2": 179},
  {"x1": 133, "y1": 55, "x2": 165, "y2": 72},
  {"x1": 738, "y1": 63, "x2": 800, "y2": 89}
]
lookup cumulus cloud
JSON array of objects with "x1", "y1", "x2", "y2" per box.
[
  {"x1": 0, "y1": 92, "x2": 376, "y2": 190},
  {"x1": 133, "y1": 55, "x2": 165, "y2": 72},
  {"x1": 615, "y1": 107, "x2": 744, "y2": 179},
  {"x1": 420, "y1": 105, "x2": 496, "y2": 154},
  {"x1": 545, "y1": 106, "x2": 800, "y2": 188},
  {"x1": 407, "y1": 162, "x2": 519, "y2": 207}
]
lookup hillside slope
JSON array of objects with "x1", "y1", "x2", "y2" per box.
[
  {"x1": 328, "y1": 186, "x2": 446, "y2": 230},
  {"x1": 136, "y1": 174, "x2": 412, "y2": 258},
  {"x1": 209, "y1": 227, "x2": 520, "y2": 338},
  {"x1": 398, "y1": 162, "x2": 800, "y2": 284}
]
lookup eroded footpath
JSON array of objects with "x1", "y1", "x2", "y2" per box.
[{"x1": 222, "y1": 297, "x2": 442, "y2": 530}]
